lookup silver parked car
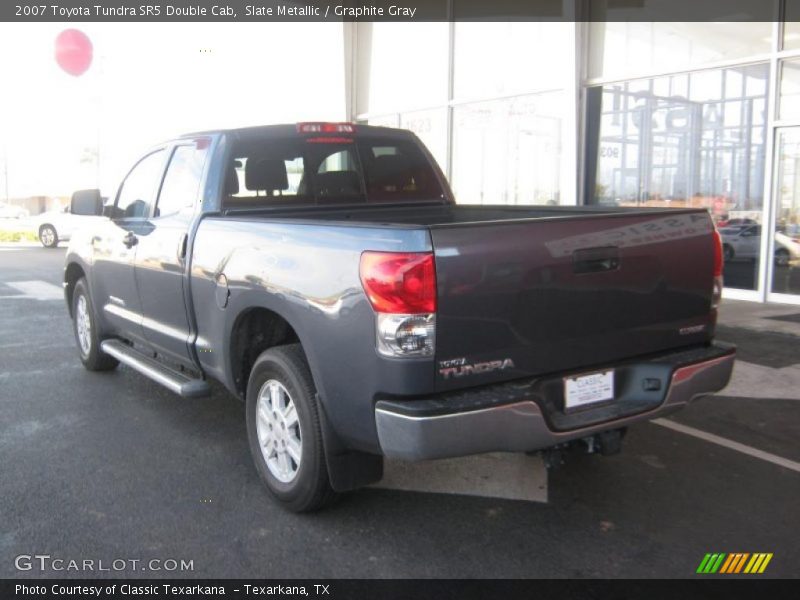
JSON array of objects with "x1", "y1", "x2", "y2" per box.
[
  {"x1": 35, "y1": 190, "x2": 107, "y2": 248},
  {"x1": 0, "y1": 202, "x2": 29, "y2": 219},
  {"x1": 719, "y1": 225, "x2": 800, "y2": 266}
]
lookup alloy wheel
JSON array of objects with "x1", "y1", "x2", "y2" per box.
[
  {"x1": 255, "y1": 379, "x2": 303, "y2": 483},
  {"x1": 41, "y1": 227, "x2": 55, "y2": 247},
  {"x1": 75, "y1": 294, "x2": 92, "y2": 356}
]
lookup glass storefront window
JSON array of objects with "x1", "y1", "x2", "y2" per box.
[
  {"x1": 451, "y1": 92, "x2": 563, "y2": 205},
  {"x1": 771, "y1": 129, "x2": 800, "y2": 296},
  {"x1": 356, "y1": 22, "x2": 449, "y2": 115},
  {"x1": 586, "y1": 64, "x2": 770, "y2": 290},
  {"x1": 454, "y1": 22, "x2": 571, "y2": 99},
  {"x1": 779, "y1": 59, "x2": 800, "y2": 122},
  {"x1": 588, "y1": 22, "x2": 772, "y2": 81},
  {"x1": 366, "y1": 115, "x2": 399, "y2": 128},
  {"x1": 400, "y1": 108, "x2": 448, "y2": 172}
]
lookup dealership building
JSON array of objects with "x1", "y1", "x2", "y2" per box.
[{"x1": 347, "y1": 14, "x2": 800, "y2": 305}]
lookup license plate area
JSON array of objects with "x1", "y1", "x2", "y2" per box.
[{"x1": 563, "y1": 369, "x2": 615, "y2": 411}]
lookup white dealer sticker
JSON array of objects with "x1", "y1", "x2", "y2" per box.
[{"x1": 564, "y1": 370, "x2": 614, "y2": 409}]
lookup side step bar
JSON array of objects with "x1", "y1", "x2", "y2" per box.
[{"x1": 100, "y1": 339, "x2": 210, "y2": 398}]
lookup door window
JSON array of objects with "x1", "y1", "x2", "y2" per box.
[
  {"x1": 156, "y1": 142, "x2": 210, "y2": 217},
  {"x1": 115, "y1": 150, "x2": 166, "y2": 219},
  {"x1": 318, "y1": 149, "x2": 356, "y2": 173}
]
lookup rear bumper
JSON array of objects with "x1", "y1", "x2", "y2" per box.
[{"x1": 375, "y1": 343, "x2": 735, "y2": 461}]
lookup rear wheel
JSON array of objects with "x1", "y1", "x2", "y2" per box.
[
  {"x1": 39, "y1": 225, "x2": 58, "y2": 248},
  {"x1": 775, "y1": 248, "x2": 790, "y2": 267},
  {"x1": 72, "y1": 278, "x2": 119, "y2": 371},
  {"x1": 246, "y1": 344, "x2": 336, "y2": 512}
]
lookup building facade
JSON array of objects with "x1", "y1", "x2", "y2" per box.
[{"x1": 350, "y1": 11, "x2": 800, "y2": 305}]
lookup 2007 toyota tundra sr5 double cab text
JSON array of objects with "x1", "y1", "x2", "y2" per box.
[{"x1": 64, "y1": 123, "x2": 735, "y2": 511}]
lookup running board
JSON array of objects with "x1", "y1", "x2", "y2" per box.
[{"x1": 100, "y1": 339, "x2": 210, "y2": 398}]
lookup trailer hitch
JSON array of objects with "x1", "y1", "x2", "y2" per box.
[{"x1": 538, "y1": 427, "x2": 628, "y2": 469}]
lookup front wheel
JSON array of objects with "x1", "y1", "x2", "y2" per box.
[
  {"x1": 72, "y1": 278, "x2": 119, "y2": 371},
  {"x1": 723, "y1": 244, "x2": 734, "y2": 262},
  {"x1": 39, "y1": 225, "x2": 58, "y2": 248},
  {"x1": 246, "y1": 344, "x2": 336, "y2": 512}
]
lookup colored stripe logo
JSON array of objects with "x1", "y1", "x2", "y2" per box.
[{"x1": 697, "y1": 553, "x2": 773, "y2": 574}]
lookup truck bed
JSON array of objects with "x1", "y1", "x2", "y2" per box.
[
  {"x1": 225, "y1": 202, "x2": 692, "y2": 228},
  {"x1": 223, "y1": 202, "x2": 718, "y2": 392}
]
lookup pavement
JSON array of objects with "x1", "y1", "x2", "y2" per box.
[{"x1": 1, "y1": 245, "x2": 798, "y2": 578}]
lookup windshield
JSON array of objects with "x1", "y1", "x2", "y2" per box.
[{"x1": 224, "y1": 136, "x2": 446, "y2": 209}]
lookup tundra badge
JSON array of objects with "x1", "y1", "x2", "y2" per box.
[{"x1": 439, "y1": 357, "x2": 516, "y2": 379}]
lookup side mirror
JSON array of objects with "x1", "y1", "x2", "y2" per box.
[{"x1": 70, "y1": 189, "x2": 104, "y2": 216}]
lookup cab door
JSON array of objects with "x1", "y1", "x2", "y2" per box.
[
  {"x1": 91, "y1": 149, "x2": 167, "y2": 343},
  {"x1": 134, "y1": 139, "x2": 211, "y2": 366}
]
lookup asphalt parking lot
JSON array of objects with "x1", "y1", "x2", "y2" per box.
[{"x1": 1, "y1": 245, "x2": 799, "y2": 578}]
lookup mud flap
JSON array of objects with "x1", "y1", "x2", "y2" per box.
[{"x1": 316, "y1": 394, "x2": 384, "y2": 492}]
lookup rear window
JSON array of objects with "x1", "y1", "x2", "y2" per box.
[{"x1": 223, "y1": 136, "x2": 445, "y2": 209}]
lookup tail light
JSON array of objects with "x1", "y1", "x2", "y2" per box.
[
  {"x1": 712, "y1": 228, "x2": 724, "y2": 309},
  {"x1": 359, "y1": 252, "x2": 436, "y2": 357},
  {"x1": 360, "y1": 252, "x2": 436, "y2": 313}
]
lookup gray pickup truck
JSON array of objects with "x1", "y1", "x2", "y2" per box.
[{"x1": 64, "y1": 122, "x2": 735, "y2": 511}]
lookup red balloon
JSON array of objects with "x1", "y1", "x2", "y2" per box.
[{"x1": 55, "y1": 29, "x2": 93, "y2": 76}]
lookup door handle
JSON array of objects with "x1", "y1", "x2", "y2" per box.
[
  {"x1": 177, "y1": 233, "x2": 188, "y2": 261},
  {"x1": 122, "y1": 231, "x2": 138, "y2": 249},
  {"x1": 573, "y1": 246, "x2": 620, "y2": 274}
]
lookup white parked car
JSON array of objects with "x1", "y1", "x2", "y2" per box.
[
  {"x1": 0, "y1": 202, "x2": 29, "y2": 219},
  {"x1": 36, "y1": 190, "x2": 107, "y2": 248},
  {"x1": 719, "y1": 225, "x2": 800, "y2": 266}
]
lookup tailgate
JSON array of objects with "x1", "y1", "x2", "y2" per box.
[{"x1": 431, "y1": 210, "x2": 716, "y2": 391}]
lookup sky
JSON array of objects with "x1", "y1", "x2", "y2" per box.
[{"x1": 0, "y1": 23, "x2": 346, "y2": 198}]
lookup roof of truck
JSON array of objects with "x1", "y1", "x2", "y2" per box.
[{"x1": 178, "y1": 122, "x2": 412, "y2": 141}]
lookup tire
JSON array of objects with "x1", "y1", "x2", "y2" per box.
[
  {"x1": 39, "y1": 224, "x2": 58, "y2": 248},
  {"x1": 246, "y1": 344, "x2": 337, "y2": 512},
  {"x1": 723, "y1": 244, "x2": 734, "y2": 262},
  {"x1": 72, "y1": 278, "x2": 119, "y2": 371},
  {"x1": 775, "y1": 248, "x2": 790, "y2": 267}
]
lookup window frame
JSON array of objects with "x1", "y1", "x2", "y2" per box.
[{"x1": 113, "y1": 148, "x2": 168, "y2": 222}]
